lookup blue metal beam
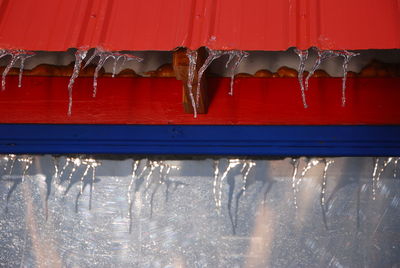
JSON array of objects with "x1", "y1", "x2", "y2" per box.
[{"x1": 0, "y1": 124, "x2": 399, "y2": 156}]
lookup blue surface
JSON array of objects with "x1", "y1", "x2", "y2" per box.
[{"x1": 0, "y1": 124, "x2": 399, "y2": 156}]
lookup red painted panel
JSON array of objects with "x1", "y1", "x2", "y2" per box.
[
  {"x1": 0, "y1": 0, "x2": 398, "y2": 51},
  {"x1": 0, "y1": 76, "x2": 399, "y2": 125}
]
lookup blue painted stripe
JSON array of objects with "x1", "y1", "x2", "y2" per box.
[{"x1": 0, "y1": 124, "x2": 399, "y2": 156}]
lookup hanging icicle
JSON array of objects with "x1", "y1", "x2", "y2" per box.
[
  {"x1": 186, "y1": 49, "x2": 199, "y2": 118},
  {"x1": 68, "y1": 49, "x2": 88, "y2": 116},
  {"x1": 294, "y1": 48, "x2": 309, "y2": 108},
  {"x1": 335, "y1": 50, "x2": 360, "y2": 107},
  {"x1": 226, "y1": 50, "x2": 249, "y2": 96}
]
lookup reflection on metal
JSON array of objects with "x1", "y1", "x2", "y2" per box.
[{"x1": 0, "y1": 156, "x2": 400, "y2": 267}]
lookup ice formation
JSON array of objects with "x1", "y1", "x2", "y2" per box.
[
  {"x1": 187, "y1": 48, "x2": 248, "y2": 117},
  {"x1": 336, "y1": 50, "x2": 360, "y2": 106},
  {"x1": 305, "y1": 48, "x2": 337, "y2": 90},
  {"x1": 83, "y1": 47, "x2": 142, "y2": 98},
  {"x1": 67, "y1": 47, "x2": 142, "y2": 115},
  {"x1": 294, "y1": 47, "x2": 359, "y2": 108},
  {"x1": 0, "y1": 49, "x2": 35, "y2": 90},
  {"x1": 68, "y1": 49, "x2": 88, "y2": 115},
  {"x1": 186, "y1": 49, "x2": 199, "y2": 118}
]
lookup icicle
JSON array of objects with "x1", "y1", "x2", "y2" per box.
[
  {"x1": 217, "y1": 159, "x2": 241, "y2": 213},
  {"x1": 128, "y1": 160, "x2": 140, "y2": 233},
  {"x1": 336, "y1": 50, "x2": 360, "y2": 107},
  {"x1": 17, "y1": 52, "x2": 34, "y2": 88},
  {"x1": 290, "y1": 158, "x2": 300, "y2": 209},
  {"x1": 81, "y1": 158, "x2": 100, "y2": 209},
  {"x1": 18, "y1": 156, "x2": 33, "y2": 182},
  {"x1": 240, "y1": 160, "x2": 256, "y2": 196},
  {"x1": 213, "y1": 160, "x2": 220, "y2": 213},
  {"x1": 79, "y1": 165, "x2": 90, "y2": 195},
  {"x1": 294, "y1": 48, "x2": 309, "y2": 108},
  {"x1": 227, "y1": 51, "x2": 249, "y2": 96},
  {"x1": 305, "y1": 48, "x2": 337, "y2": 90},
  {"x1": 372, "y1": 158, "x2": 379, "y2": 201},
  {"x1": 68, "y1": 49, "x2": 88, "y2": 116},
  {"x1": 2, "y1": 50, "x2": 35, "y2": 91},
  {"x1": 84, "y1": 48, "x2": 115, "y2": 97},
  {"x1": 186, "y1": 49, "x2": 198, "y2": 118},
  {"x1": 321, "y1": 160, "x2": 334, "y2": 207},
  {"x1": 144, "y1": 161, "x2": 158, "y2": 195},
  {"x1": 394, "y1": 158, "x2": 399, "y2": 179}
]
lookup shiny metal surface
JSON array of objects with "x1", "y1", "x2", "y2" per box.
[{"x1": 0, "y1": 156, "x2": 399, "y2": 267}]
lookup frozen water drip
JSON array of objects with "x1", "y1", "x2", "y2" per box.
[
  {"x1": 294, "y1": 48, "x2": 309, "y2": 108},
  {"x1": 336, "y1": 50, "x2": 360, "y2": 107}
]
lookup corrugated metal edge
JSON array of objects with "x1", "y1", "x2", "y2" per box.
[{"x1": 0, "y1": 0, "x2": 399, "y2": 51}]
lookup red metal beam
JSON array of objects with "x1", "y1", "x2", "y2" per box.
[{"x1": 0, "y1": 76, "x2": 399, "y2": 125}]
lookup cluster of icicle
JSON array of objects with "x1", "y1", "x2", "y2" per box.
[
  {"x1": 67, "y1": 47, "x2": 143, "y2": 115},
  {"x1": 186, "y1": 47, "x2": 249, "y2": 118},
  {"x1": 294, "y1": 47, "x2": 360, "y2": 108},
  {"x1": 0, "y1": 49, "x2": 35, "y2": 90}
]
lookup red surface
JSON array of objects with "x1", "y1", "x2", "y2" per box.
[
  {"x1": 0, "y1": 76, "x2": 399, "y2": 125},
  {"x1": 0, "y1": 0, "x2": 399, "y2": 51}
]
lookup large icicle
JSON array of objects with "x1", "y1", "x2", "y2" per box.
[
  {"x1": 336, "y1": 50, "x2": 360, "y2": 107},
  {"x1": 294, "y1": 48, "x2": 309, "y2": 108},
  {"x1": 305, "y1": 48, "x2": 337, "y2": 90},
  {"x1": 68, "y1": 49, "x2": 88, "y2": 116},
  {"x1": 186, "y1": 49, "x2": 199, "y2": 118},
  {"x1": 1, "y1": 50, "x2": 35, "y2": 91}
]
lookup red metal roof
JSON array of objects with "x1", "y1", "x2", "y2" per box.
[{"x1": 0, "y1": 0, "x2": 399, "y2": 51}]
